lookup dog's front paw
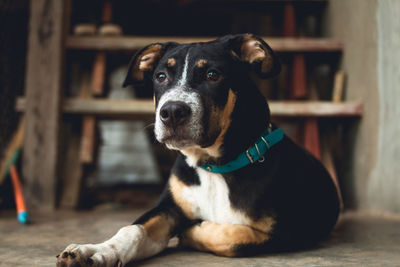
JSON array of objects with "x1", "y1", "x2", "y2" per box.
[{"x1": 56, "y1": 243, "x2": 122, "y2": 267}]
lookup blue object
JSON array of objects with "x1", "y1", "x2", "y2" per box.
[
  {"x1": 17, "y1": 211, "x2": 29, "y2": 224},
  {"x1": 200, "y1": 128, "x2": 284, "y2": 173}
]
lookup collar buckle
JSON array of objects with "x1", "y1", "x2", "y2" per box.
[
  {"x1": 254, "y1": 142, "x2": 265, "y2": 162},
  {"x1": 245, "y1": 149, "x2": 255, "y2": 164}
]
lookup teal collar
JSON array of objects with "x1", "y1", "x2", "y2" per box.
[{"x1": 200, "y1": 128, "x2": 284, "y2": 173}]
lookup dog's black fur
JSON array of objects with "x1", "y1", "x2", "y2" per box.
[
  {"x1": 56, "y1": 34, "x2": 340, "y2": 267},
  {"x1": 122, "y1": 34, "x2": 340, "y2": 256}
]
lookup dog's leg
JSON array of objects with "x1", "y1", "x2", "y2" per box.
[
  {"x1": 181, "y1": 221, "x2": 271, "y2": 257},
  {"x1": 57, "y1": 207, "x2": 184, "y2": 267}
]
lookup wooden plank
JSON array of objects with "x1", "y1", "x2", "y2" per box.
[
  {"x1": 23, "y1": 0, "x2": 68, "y2": 210},
  {"x1": 219, "y1": 0, "x2": 328, "y2": 2},
  {"x1": 0, "y1": 119, "x2": 24, "y2": 185},
  {"x1": 283, "y1": 2, "x2": 296, "y2": 37},
  {"x1": 61, "y1": 99, "x2": 155, "y2": 115},
  {"x1": 16, "y1": 98, "x2": 363, "y2": 118},
  {"x1": 321, "y1": 135, "x2": 344, "y2": 210},
  {"x1": 332, "y1": 71, "x2": 346, "y2": 102},
  {"x1": 181, "y1": 0, "x2": 327, "y2": 4},
  {"x1": 303, "y1": 118, "x2": 321, "y2": 159},
  {"x1": 90, "y1": 52, "x2": 107, "y2": 95},
  {"x1": 80, "y1": 116, "x2": 96, "y2": 164},
  {"x1": 78, "y1": 71, "x2": 96, "y2": 164},
  {"x1": 66, "y1": 36, "x2": 343, "y2": 52},
  {"x1": 269, "y1": 101, "x2": 363, "y2": 117},
  {"x1": 80, "y1": 1, "x2": 123, "y2": 164},
  {"x1": 291, "y1": 54, "x2": 308, "y2": 99},
  {"x1": 59, "y1": 124, "x2": 83, "y2": 209}
]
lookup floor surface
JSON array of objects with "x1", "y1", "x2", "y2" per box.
[{"x1": 1, "y1": 208, "x2": 400, "y2": 267}]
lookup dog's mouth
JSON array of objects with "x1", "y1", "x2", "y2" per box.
[
  {"x1": 160, "y1": 130, "x2": 198, "y2": 150},
  {"x1": 155, "y1": 108, "x2": 221, "y2": 151}
]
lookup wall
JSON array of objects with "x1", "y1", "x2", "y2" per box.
[
  {"x1": 326, "y1": 0, "x2": 400, "y2": 213},
  {"x1": 371, "y1": 0, "x2": 400, "y2": 213}
]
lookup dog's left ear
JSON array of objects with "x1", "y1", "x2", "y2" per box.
[
  {"x1": 123, "y1": 42, "x2": 178, "y2": 87},
  {"x1": 226, "y1": 34, "x2": 281, "y2": 79}
]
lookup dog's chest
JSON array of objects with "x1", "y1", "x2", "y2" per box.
[{"x1": 182, "y1": 168, "x2": 249, "y2": 225}]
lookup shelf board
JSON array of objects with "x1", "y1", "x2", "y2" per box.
[
  {"x1": 66, "y1": 36, "x2": 343, "y2": 53},
  {"x1": 269, "y1": 101, "x2": 363, "y2": 117},
  {"x1": 185, "y1": 0, "x2": 328, "y2": 3},
  {"x1": 16, "y1": 98, "x2": 362, "y2": 119}
]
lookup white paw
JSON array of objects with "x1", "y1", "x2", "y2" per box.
[{"x1": 56, "y1": 243, "x2": 122, "y2": 267}]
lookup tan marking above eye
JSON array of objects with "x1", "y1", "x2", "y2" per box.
[
  {"x1": 167, "y1": 58, "x2": 176, "y2": 67},
  {"x1": 196, "y1": 59, "x2": 207, "y2": 68}
]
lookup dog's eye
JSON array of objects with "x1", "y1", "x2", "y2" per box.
[
  {"x1": 206, "y1": 70, "x2": 220, "y2": 82},
  {"x1": 156, "y1": 72, "x2": 167, "y2": 82}
]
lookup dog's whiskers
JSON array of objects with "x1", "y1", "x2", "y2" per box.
[{"x1": 142, "y1": 122, "x2": 155, "y2": 130}]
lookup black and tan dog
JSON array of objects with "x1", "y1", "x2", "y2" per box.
[{"x1": 57, "y1": 34, "x2": 340, "y2": 267}]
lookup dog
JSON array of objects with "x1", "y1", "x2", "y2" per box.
[{"x1": 57, "y1": 34, "x2": 340, "y2": 267}]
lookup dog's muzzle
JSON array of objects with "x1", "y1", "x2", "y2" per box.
[{"x1": 154, "y1": 89, "x2": 203, "y2": 149}]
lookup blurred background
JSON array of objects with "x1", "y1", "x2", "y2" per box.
[{"x1": 0, "y1": 0, "x2": 399, "y2": 216}]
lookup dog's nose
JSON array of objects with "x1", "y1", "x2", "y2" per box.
[{"x1": 160, "y1": 102, "x2": 191, "y2": 128}]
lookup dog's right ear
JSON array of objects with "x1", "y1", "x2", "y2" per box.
[{"x1": 123, "y1": 42, "x2": 178, "y2": 87}]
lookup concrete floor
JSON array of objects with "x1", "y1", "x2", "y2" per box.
[{"x1": 1, "y1": 208, "x2": 400, "y2": 267}]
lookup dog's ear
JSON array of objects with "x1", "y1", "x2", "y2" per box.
[
  {"x1": 123, "y1": 42, "x2": 178, "y2": 87},
  {"x1": 226, "y1": 34, "x2": 281, "y2": 79}
]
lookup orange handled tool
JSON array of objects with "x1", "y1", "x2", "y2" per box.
[
  {"x1": 9, "y1": 163, "x2": 29, "y2": 224},
  {"x1": 1, "y1": 121, "x2": 28, "y2": 224}
]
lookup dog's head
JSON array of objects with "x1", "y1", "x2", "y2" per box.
[{"x1": 123, "y1": 34, "x2": 280, "y2": 157}]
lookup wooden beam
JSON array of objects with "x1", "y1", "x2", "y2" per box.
[
  {"x1": 303, "y1": 118, "x2": 321, "y2": 159},
  {"x1": 59, "y1": 124, "x2": 83, "y2": 209},
  {"x1": 269, "y1": 101, "x2": 362, "y2": 117},
  {"x1": 23, "y1": 0, "x2": 68, "y2": 210},
  {"x1": 66, "y1": 36, "x2": 343, "y2": 52},
  {"x1": 180, "y1": 0, "x2": 328, "y2": 4},
  {"x1": 16, "y1": 98, "x2": 363, "y2": 118},
  {"x1": 0, "y1": 119, "x2": 24, "y2": 185}
]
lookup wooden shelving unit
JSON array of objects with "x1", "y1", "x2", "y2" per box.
[
  {"x1": 20, "y1": 0, "x2": 361, "y2": 210},
  {"x1": 66, "y1": 36, "x2": 343, "y2": 53}
]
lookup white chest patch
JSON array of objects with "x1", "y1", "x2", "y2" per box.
[{"x1": 182, "y1": 167, "x2": 250, "y2": 225}]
